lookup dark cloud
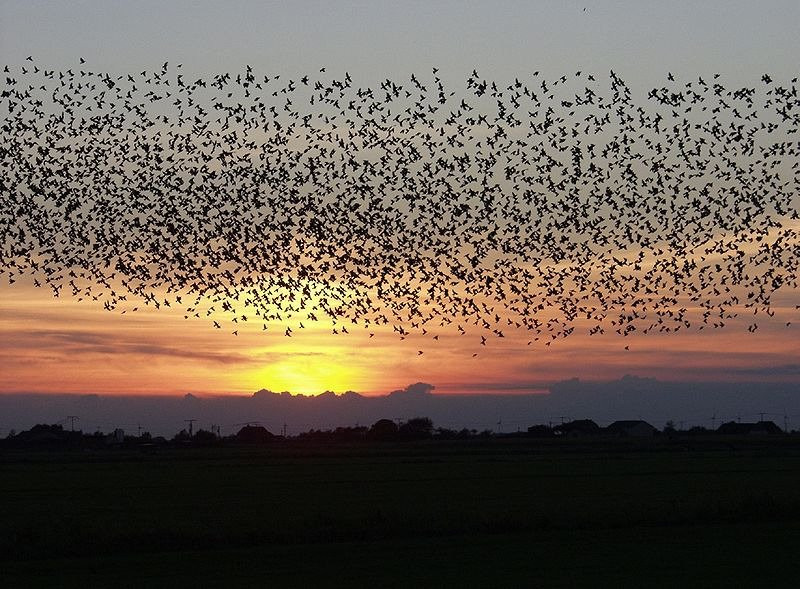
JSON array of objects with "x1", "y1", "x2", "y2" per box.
[
  {"x1": 729, "y1": 364, "x2": 800, "y2": 377},
  {"x1": 0, "y1": 329, "x2": 254, "y2": 365},
  {"x1": 388, "y1": 382, "x2": 435, "y2": 397}
]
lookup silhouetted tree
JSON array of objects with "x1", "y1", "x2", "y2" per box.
[
  {"x1": 369, "y1": 419, "x2": 399, "y2": 440},
  {"x1": 193, "y1": 429, "x2": 218, "y2": 444},
  {"x1": 399, "y1": 417, "x2": 434, "y2": 439},
  {"x1": 295, "y1": 426, "x2": 368, "y2": 442},
  {"x1": 11, "y1": 423, "x2": 82, "y2": 446}
]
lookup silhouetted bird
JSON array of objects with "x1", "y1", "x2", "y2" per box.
[{"x1": 0, "y1": 63, "x2": 797, "y2": 357}]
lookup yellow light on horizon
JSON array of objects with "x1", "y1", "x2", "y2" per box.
[{"x1": 243, "y1": 355, "x2": 363, "y2": 395}]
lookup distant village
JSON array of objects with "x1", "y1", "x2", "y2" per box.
[{"x1": 1, "y1": 416, "x2": 793, "y2": 449}]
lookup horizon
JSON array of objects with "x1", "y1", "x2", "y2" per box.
[
  {"x1": 1, "y1": 371, "x2": 797, "y2": 398},
  {"x1": 2, "y1": 376, "x2": 798, "y2": 438}
]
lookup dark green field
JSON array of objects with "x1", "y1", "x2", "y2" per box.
[{"x1": 3, "y1": 438, "x2": 800, "y2": 587}]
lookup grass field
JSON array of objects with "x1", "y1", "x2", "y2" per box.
[{"x1": 3, "y1": 438, "x2": 800, "y2": 586}]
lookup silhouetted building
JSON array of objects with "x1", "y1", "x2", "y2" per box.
[
  {"x1": 716, "y1": 421, "x2": 783, "y2": 436},
  {"x1": 605, "y1": 420, "x2": 657, "y2": 437},
  {"x1": 554, "y1": 419, "x2": 601, "y2": 438},
  {"x1": 234, "y1": 425, "x2": 275, "y2": 443},
  {"x1": 527, "y1": 424, "x2": 553, "y2": 438},
  {"x1": 686, "y1": 426, "x2": 711, "y2": 436}
]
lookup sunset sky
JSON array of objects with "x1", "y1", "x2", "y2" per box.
[
  {"x1": 1, "y1": 276, "x2": 797, "y2": 396},
  {"x1": 1, "y1": 0, "x2": 798, "y2": 397}
]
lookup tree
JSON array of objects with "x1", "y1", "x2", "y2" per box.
[
  {"x1": 368, "y1": 419, "x2": 399, "y2": 440},
  {"x1": 398, "y1": 417, "x2": 434, "y2": 439},
  {"x1": 193, "y1": 429, "x2": 218, "y2": 444}
]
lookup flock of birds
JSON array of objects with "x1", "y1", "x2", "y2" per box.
[{"x1": 1, "y1": 59, "x2": 798, "y2": 352}]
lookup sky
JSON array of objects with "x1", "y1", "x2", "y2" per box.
[
  {"x1": 2, "y1": 1, "x2": 798, "y2": 84},
  {"x1": 1, "y1": 0, "x2": 799, "y2": 398}
]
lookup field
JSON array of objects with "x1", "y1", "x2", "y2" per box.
[{"x1": 3, "y1": 438, "x2": 800, "y2": 587}]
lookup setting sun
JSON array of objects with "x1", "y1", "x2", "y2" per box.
[{"x1": 244, "y1": 353, "x2": 363, "y2": 395}]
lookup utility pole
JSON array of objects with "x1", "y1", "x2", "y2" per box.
[
  {"x1": 66, "y1": 416, "x2": 79, "y2": 432},
  {"x1": 282, "y1": 422, "x2": 287, "y2": 438},
  {"x1": 184, "y1": 419, "x2": 197, "y2": 437},
  {"x1": 759, "y1": 412, "x2": 766, "y2": 423}
]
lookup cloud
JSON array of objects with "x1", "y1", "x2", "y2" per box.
[
  {"x1": 729, "y1": 364, "x2": 800, "y2": 377},
  {"x1": 125, "y1": 343, "x2": 253, "y2": 365},
  {"x1": 0, "y1": 329, "x2": 254, "y2": 365},
  {"x1": 441, "y1": 381, "x2": 549, "y2": 393},
  {"x1": 388, "y1": 382, "x2": 435, "y2": 397}
]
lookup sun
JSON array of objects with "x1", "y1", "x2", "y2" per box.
[{"x1": 244, "y1": 355, "x2": 362, "y2": 395}]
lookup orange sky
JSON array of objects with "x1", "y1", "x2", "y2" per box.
[{"x1": 1, "y1": 276, "x2": 798, "y2": 396}]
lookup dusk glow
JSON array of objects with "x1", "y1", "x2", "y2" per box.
[
  {"x1": 3, "y1": 3, "x2": 800, "y2": 586},
  {"x1": 1, "y1": 278, "x2": 797, "y2": 397}
]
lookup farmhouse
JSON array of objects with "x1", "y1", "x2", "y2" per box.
[
  {"x1": 716, "y1": 421, "x2": 783, "y2": 436},
  {"x1": 605, "y1": 420, "x2": 657, "y2": 437},
  {"x1": 555, "y1": 419, "x2": 601, "y2": 437}
]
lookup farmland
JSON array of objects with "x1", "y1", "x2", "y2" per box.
[{"x1": 3, "y1": 438, "x2": 800, "y2": 587}]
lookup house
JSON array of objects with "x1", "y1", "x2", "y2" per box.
[
  {"x1": 554, "y1": 419, "x2": 601, "y2": 438},
  {"x1": 716, "y1": 421, "x2": 783, "y2": 436},
  {"x1": 605, "y1": 420, "x2": 657, "y2": 437},
  {"x1": 527, "y1": 424, "x2": 554, "y2": 438},
  {"x1": 234, "y1": 425, "x2": 275, "y2": 443}
]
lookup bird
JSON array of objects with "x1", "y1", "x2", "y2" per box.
[{"x1": 0, "y1": 61, "x2": 796, "y2": 361}]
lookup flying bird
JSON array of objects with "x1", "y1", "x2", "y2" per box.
[{"x1": 0, "y1": 62, "x2": 796, "y2": 359}]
